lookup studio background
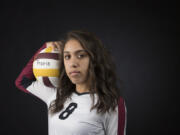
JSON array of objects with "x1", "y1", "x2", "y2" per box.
[{"x1": 1, "y1": 1, "x2": 177, "y2": 135}]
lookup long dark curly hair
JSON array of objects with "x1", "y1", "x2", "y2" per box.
[{"x1": 49, "y1": 30, "x2": 122, "y2": 115}]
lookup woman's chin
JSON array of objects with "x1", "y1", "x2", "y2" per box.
[
  {"x1": 70, "y1": 79, "x2": 84, "y2": 85},
  {"x1": 70, "y1": 79, "x2": 81, "y2": 85}
]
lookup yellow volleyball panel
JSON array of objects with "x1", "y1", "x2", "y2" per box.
[
  {"x1": 33, "y1": 68, "x2": 60, "y2": 78},
  {"x1": 44, "y1": 46, "x2": 53, "y2": 53}
]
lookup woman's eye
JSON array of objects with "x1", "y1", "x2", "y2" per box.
[
  {"x1": 64, "y1": 55, "x2": 70, "y2": 60},
  {"x1": 78, "y1": 54, "x2": 85, "y2": 58}
]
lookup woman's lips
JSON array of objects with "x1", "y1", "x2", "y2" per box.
[{"x1": 70, "y1": 71, "x2": 80, "y2": 77}]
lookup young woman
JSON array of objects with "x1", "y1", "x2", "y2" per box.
[{"x1": 15, "y1": 30, "x2": 127, "y2": 135}]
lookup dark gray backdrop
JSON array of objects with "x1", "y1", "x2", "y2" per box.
[{"x1": 1, "y1": 1, "x2": 177, "y2": 135}]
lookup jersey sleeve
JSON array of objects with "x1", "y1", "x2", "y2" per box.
[
  {"x1": 117, "y1": 97, "x2": 127, "y2": 135},
  {"x1": 104, "y1": 97, "x2": 127, "y2": 135},
  {"x1": 15, "y1": 43, "x2": 56, "y2": 104}
]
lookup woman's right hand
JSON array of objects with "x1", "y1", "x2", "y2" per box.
[
  {"x1": 34, "y1": 41, "x2": 63, "y2": 61},
  {"x1": 46, "y1": 41, "x2": 62, "y2": 52}
]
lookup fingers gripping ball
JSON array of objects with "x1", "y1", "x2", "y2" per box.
[{"x1": 33, "y1": 46, "x2": 60, "y2": 88}]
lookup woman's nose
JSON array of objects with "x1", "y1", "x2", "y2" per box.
[
  {"x1": 70, "y1": 57, "x2": 79, "y2": 68},
  {"x1": 71, "y1": 63, "x2": 78, "y2": 68}
]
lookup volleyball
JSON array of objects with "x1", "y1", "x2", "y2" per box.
[{"x1": 33, "y1": 46, "x2": 60, "y2": 88}]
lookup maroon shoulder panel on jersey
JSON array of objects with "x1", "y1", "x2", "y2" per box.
[{"x1": 118, "y1": 97, "x2": 126, "y2": 135}]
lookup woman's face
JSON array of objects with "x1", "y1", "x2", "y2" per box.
[{"x1": 63, "y1": 39, "x2": 90, "y2": 85}]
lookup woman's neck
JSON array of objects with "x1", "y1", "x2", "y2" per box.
[
  {"x1": 76, "y1": 76, "x2": 92, "y2": 93},
  {"x1": 76, "y1": 84, "x2": 90, "y2": 93}
]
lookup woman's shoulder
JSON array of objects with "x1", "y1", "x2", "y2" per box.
[{"x1": 118, "y1": 96, "x2": 125, "y2": 105}]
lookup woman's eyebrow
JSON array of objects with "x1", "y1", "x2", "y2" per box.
[{"x1": 64, "y1": 50, "x2": 86, "y2": 54}]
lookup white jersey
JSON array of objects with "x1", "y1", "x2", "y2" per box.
[{"x1": 27, "y1": 81, "x2": 118, "y2": 135}]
